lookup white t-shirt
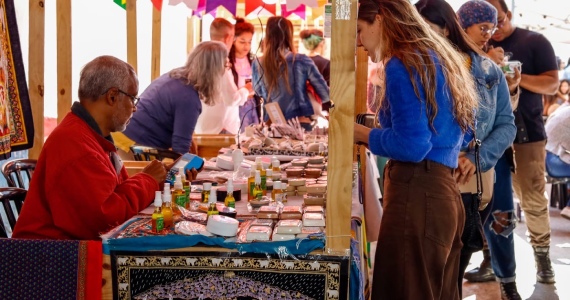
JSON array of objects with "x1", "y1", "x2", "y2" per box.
[{"x1": 194, "y1": 70, "x2": 249, "y2": 134}]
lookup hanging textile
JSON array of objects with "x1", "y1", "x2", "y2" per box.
[{"x1": 0, "y1": 0, "x2": 34, "y2": 159}]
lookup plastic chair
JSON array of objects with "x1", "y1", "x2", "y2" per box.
[
  {"x1": 545, "y1": 151, "x2": 570, "y2": 209},
  {"x1": 0, "y1": 187, "x2": 27, "y2": 238},
  {"x1": 1, "y1": 159, "x2": 37, "y2": 189},
  {"x1": 129, "y1": 145, "x2": 181, "y2": 162}
]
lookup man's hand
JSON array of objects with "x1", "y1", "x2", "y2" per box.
[
  {"x1": 142, "y1": 160, "x2": 167, "y2": 186},
  {"x1": 185, "y1": 168, "x2": 199, "y2": 181},
  {"x1": 487, "y1": 46, "x2": 505, "y2": 65},
  {"x1": 454, "y1": 156, "x2": 476, "y2": 185},
  {"x1": 506, "y1": 67, "x2": 521, "y2": 94},
  {"x1": 354, "y1": 123, "x2": 371, "y2": 146}
]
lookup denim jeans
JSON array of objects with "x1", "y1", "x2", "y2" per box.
[{"x1": 484, "y1": 153, "x2": 517, "y2": 283}]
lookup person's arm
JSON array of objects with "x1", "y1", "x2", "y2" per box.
[
  {"x1": 306, "y1": 57, "x2": 330, "y2": 103},
  {"x1": 465, "y1": 75, "x2": 516, "y2": 172},
  {"x1": 221, "y1": 70, "x2": 250, "y2": 107},
  {"x1": 520, "y1": 70, "x2": 559, "y2": 95},
  {"x1": 367, "y1": 60, "x2": 433, "y2": 161},
  {"x1": 171, "y1": 92, "x2": 201, "y2": 154},
  {"x1": 48, "y1": 155, "x2": 159, "y2": 239}
]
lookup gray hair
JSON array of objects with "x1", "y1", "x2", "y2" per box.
[
  {"x1": 78, "y1": 55, "x2": 136, "y2": 101},
  {"x1": 170, "y1": 41, "x2": 227, "y2": 106}
]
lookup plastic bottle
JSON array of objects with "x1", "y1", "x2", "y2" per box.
[
  {"x1": 224, "y1": 178, "x2": 236, "y2": 209},
  {"x1": 281, "y1": 182, "x2": 288, "y2": 203},
  {"x1": 173, "y1": 175, "x2": 186, "y2": 209},
  {"x1": 272, "y1": 157, "x2": 280, "y2": 172},
  {"x1": 161, "y1": 191, "x2": 174, "y2": 230},
  {"x1": 272, "y1": 181, "x2": 282, "y2": 203},
  {"x1": 252, "y1": 170, "x2": 263, "y2": 200},
  {"x1": 247, "y1": 168, "x2": 256, "y2": 201},
  {"x1": 202, "y1": 182, "x2": 212, "y2": 203},
  {"x1": 207, "y1": 188, "x2": 219, "y2": 217},
  {"x1": 255, "y1": 157, "x2": 267, "y2": 195},
  {"x1": 179, "y1": 167, "x2": 191, "y2": 206},
  {"x1": 151, "y1": 191, "x2": 164, "y2": 233}
]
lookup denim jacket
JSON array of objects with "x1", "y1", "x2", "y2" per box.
[
  {"x1": 464, "y1": 52, "x2": 516, "y2": 172},
  {"x1": 252, "y1": 52, "x2": 329, "y2": 121}
]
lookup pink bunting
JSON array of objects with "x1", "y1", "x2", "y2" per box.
[
  {"x1": 281, "y1": 4, "x2": 306, "y2": 19},
  {"x1": 286, "y1": 0, "x2": 318, "y2": 11},
  {"x1": 205, "y1": 0, "x2": 237, "y2": 16},
  {"x1": 168, "y1": 0, "x2": 199, "y2": 10}
]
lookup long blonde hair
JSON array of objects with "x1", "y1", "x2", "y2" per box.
[
  {"x1": 359, "y1": 0, "x2": 477, "y2": 132},
  {"x1": 170, "y1": 41, "x2": 227, "y2": 105}
]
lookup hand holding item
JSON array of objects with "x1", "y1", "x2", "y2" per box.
[
  {"x1": 506, "y1": 67, "x2": 521, "y2": 93},
  {"x1": 142, "y1": 159, "x2": 167, "y2": 187},
  {"x1": 454, "y1": 156, "x2": 476, "y2": 185},
  {"x1": 487, "y1": 46, "x2": 505, "y2": 65},
  {"x1": 354, "y1": 123, "x2": 371, "y2": 147}
]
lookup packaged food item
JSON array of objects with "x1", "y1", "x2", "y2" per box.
[
  {"x1": 304, "y1": 206, "x2": 325, "y2": 214},
  {"x1": 288, "y1": 178, "x2": 306, "y2": 187},
  {"x1": 303, "y1": 193, "x2": 326, "y2": 206},
  {"x1": 251, "y1": 218, "x2": 275, "y2": 227},
  {"x1": 304, "y1": 168, "x2": 322, "y2": 178},
  {"x1": 206, "y1": 215, "x2": 239, "y2": 237},
  {"x1": 303, "y1": 212, "x2": 326, "y2": 227},
  {"x1": 274, "y1": 219, "x2": 303, "y2": 234},
  {"x1": 175, "y1": 221, "x2": 213, "y2": 236},
  {"x1": 272, "y1": 231, "x2": 297, "y2": 241},
  {"x1": 308, "y1": 156, "x2": 325, "y2": 165},
  {"x1": 291, "y1": 159, "x2": 308, "y2": 167},
  {"x1": 280, "y1": 206, "x2": 303, "y2": 220},
  {"x1": 286, "y1": 168, "x2": 304, "y2": 178},
  {"x1": 246, "y1": 225, "x2": 273, "y2": 242},
  {"x1": 306, "y1": 183, "x2": 327, "y2": 194},
  {"x1": 257, "y1": 205, "x2": 280, "y2": 219},
  {"x1": 297, "y1": 226, "x2": 323, "y2": 239}
]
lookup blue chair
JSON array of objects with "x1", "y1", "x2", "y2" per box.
[{"x1": 545, "y1": 151, "x2": 570, "y2": 209}]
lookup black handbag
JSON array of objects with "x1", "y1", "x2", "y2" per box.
[{"x1": 460, "y1": 137, "x2": 485, "y2": 253}]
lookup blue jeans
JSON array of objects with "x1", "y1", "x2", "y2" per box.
[{"x1": 484, "y1": 153, "x2": 517, "y2": 283}]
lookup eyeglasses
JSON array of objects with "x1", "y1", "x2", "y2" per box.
[
  {"x1": 480, "y1": 26, "x2": 498, "y2": 36},
  {"x1": 117, "y1": 89, "x2": 140, "y2": 106}
]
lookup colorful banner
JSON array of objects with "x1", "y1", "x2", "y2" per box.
[
  {"x1": 113, "y1": 0, "x2": 126, "y2": 9},
  {"x1": 281, "y1": 3, "x2": 306, "y2": 19},
  {"x1": 191, "y1": 0, "x2": 206, "y2": 17},
  {"x1": 151, "y1": 0, "x2": 163, "y2": 10},
  {"x1": 0, "y1": 0, "x2": 34, "y2": 158},
  {"x1": 286, "y1": 0, "x2": 318, "y2": 11},
  {"x1": 205, "y1": 0, "x2": 237, "y2": 16},
  {"x1": 245, "y1": 0, "x2": 276, "y2": 17},
  {"x1": 168, "y1": 0, "x2": 199, "y2": 10}
]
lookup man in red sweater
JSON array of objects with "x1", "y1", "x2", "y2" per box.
[{"x1": 13, "y1": 56, "x2": 167, "y2": 240}]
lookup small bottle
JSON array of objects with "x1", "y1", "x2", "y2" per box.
[
  {"x1": 224, "y1": 178, "x2": 236, "y2": 209},
  {"x1": 272, "y1": 181, "x2": 282, "y2": 203},
  {"x1": 162, "y1": 191, "x2": 174, "y2": 230},
  {"x1": 255, "y1": 157, "x2": 267, "y2": 195},
  {"x1": 281, "y1": 182, "x2": 288, "y2": 203},
  {"x1": 179, "y1": 167, "x2": 191, "y2": 206},
  {"x1": 272, "y1": 158, "x2": 280, "y2": 172},
  {"x1": 247, "y1": 168, "x2": 256, "y2": 201},
  {"x1": 172, "y1": 175, "x2": 186, "y2": 209},
  {"x1": 151, "y1": 191, "x2": 164, "y2": 233},
  {"x1": 207, "y1": 188, "x2": 219, "y2": 217},
  {"x1": 265, "y1": 169, "x2": 273, "y2": 195},
  {"x1": 202, "y1": 182, "x2": 212, "y2": 203},
  {"x1": 252, "y1": 170, "x2": 263, "y2": 200}
]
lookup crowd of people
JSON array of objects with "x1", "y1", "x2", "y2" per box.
[{"x1": 9, "y1": 0, "x2": 570, "y2": 299}]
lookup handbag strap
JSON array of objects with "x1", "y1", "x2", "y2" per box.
[{"x1": 473, "y1": 131, "x2": 483, "y2": 201}]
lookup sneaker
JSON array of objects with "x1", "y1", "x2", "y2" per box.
[
  {"x1": 561, "y1": 207, "x2": 570, "y2": 220},
  {"x1": 500, "y1": 282, "x2": 522, "y2": 300}
]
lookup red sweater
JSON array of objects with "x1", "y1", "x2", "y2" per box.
[{"x1": 13, "y1": 112, "x2": 158, "y2": 240}]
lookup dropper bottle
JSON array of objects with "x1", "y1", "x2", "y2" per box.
[
  {"x1": 173, "y1": 175, "x2": 186, "y2": 209},
  {"x1": 207, "y1": 188, "x2": 219, "y2": 218},
  {"x1": 162, "y1": 190, "x2": 173, "y2": 230},
  {"x1": 179, "y1": 167, "x2": 191, "y2": 206},
  {"x1": 151, "y1": 191, "x2": 164, "y2": 233},
  {"x1": 224, "y1": 178, "x2": 236, "y2": 209},
  {"x1": 252, "y1": 170, "x2": 263, "y2": 200},
  {"x1": 202, "y1": 182, "x2": 212, "y2": 203}
]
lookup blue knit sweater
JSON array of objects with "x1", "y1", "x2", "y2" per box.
[{"x1": 368, "y1": 56, "x2": 463, "y2": 168}]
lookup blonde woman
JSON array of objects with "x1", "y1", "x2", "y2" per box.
[
  {"x1": 114, "y1": 41, "x2": 227, "y2": 156},
  {"x1": 353, "y1": 0, "x2": 479, "y2": 299}
]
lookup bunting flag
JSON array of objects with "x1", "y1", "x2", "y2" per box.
[
  {"x1": 205, "y1": 0, "x2": 237, "y2": 16},
  {"x1": 281, "y1": 4, "x2": 306, "y2": 19},
  {"x1": 113, "y1": 0, "x2": 126, "y2": 9},
  {"x1": 151, "y1": 0, "x2": 163, "y2": 10},
  {"x1": 286, "y1": 0, "x2": 318, "y2": 11},
  {"x1": 191, "y1": 0, "x2": 206, "y2": 17},
  {"x1": 168, "y1": 0, "x2": 198, "y2": 10},
  {"x1": 245, "y1": 0, "x2": 276, "y2": 17}
]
